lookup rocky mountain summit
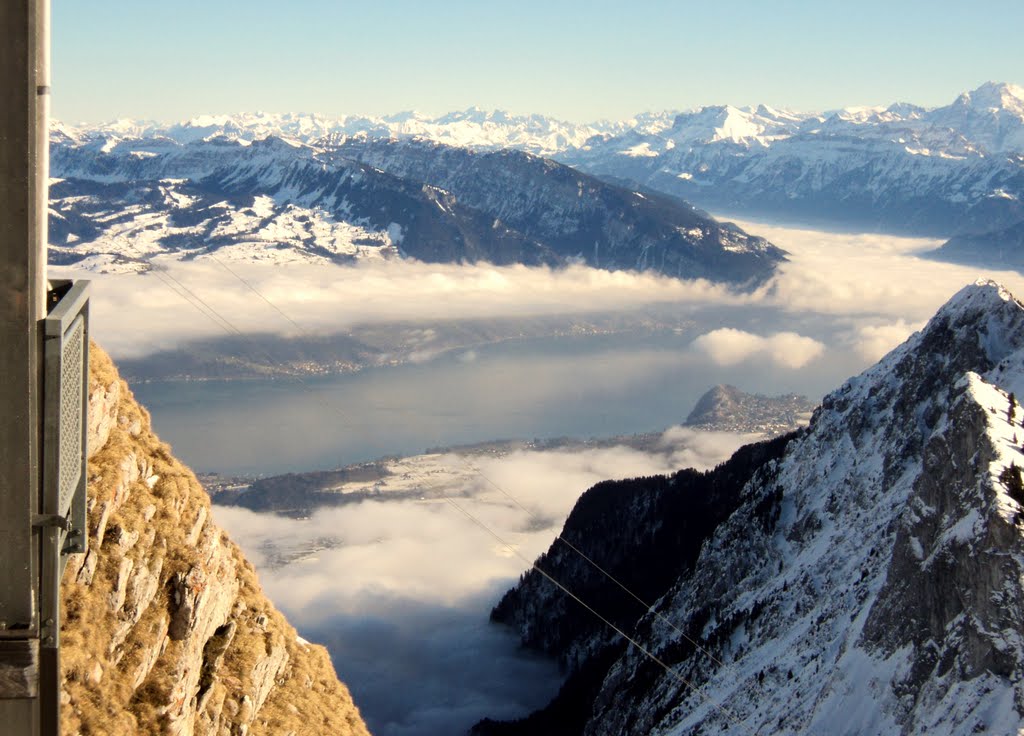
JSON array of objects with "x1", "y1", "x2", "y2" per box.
[
  {"x1": 684, "y1": 384, "x2": 815, "y2": 434},
  {"x1": 480, "y1": 280, "x2": 1024, "y2": 735},
  {"x1": 60, "y1": 345, "x2": 369, "y2": 735}
]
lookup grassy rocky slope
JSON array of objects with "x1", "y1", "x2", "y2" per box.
[{"x1": 60, "y1": 344, "x2": 370, "y2": 736}]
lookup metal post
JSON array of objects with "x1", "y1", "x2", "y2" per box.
[{"x1": 0, "y1": 0, "x2": 49, "y2": 733}]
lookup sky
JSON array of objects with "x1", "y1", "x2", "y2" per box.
[{"x1": 52, "y1": 0, "x2": 1024, "y2": 123}]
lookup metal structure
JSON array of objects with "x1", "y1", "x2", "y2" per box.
[
  {"x1": 39, "y1": 281, "x2": 91, "y2": 736},
  {"x1": 0, "y1": 0, "x2": 50, "y2": 729},
  {"x1": 1, "y1": 0, "x2": 91, "y2": 734}
]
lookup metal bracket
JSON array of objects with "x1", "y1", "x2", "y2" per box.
[
  {"x1": 43, "y1": 279, "x2": 90, "y2": 562},
  {"x1": 31, "y1": 515, "x2": 69, "y2": 532}
]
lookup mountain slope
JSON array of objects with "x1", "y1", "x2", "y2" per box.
[
  {"x1": 928, "y1": 217, "x2": 1024, "y2": 270},
  {"x1": 49, "y1": 136, "x2": 554, "y2": 272},
  {"x1": 50, "y1": 133, "x2": 784, "y2": 285},
  {"x1": 324, "y1": 138, "x2": 785, "y2": 283},
  {"x1": 61, "y1": 345, "x2": 369, "y2": 735},
  {"x1": 485, "y1": 280, "x2": 1024, "y2": 735}
]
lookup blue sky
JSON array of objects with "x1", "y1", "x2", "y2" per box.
[{"x1": 53, "y1": 0, "x2": 1024, "y2": 123}]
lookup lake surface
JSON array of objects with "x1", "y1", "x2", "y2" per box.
[{"x1": 133, "y1": 323, "x2": 857, "y2": 476}]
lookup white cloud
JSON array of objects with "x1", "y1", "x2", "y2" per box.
[
  {"x1": 735, "y1": 219, "x2": 1024, "y2": 322},
  {"x1": 52, "y1": 258, "x2": 748, "y2": 359},
  {"x1": 54, "y1": 218, "x2": 1024, "y2": 374},
  {"x1": 690, "y1": 328, "x2": 825, "y2": 369},
  {"x1": 657, "y1": 425, "x2": 761, "y2": 469},
  {"x1": 211, "y1": 433, "x2": 750, "y2": 735}
]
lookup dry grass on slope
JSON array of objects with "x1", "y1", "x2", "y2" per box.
[{"x1": 60, "y1": 343, "x2": 371, "y2": 736}]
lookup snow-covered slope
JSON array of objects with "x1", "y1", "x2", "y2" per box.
[
  {"x1": 49, "y1": 133, "x2": 785, "y2": 284},
  {"x1": 54, "y1": 81, "x2": 1024, "y2": 266},
  {"x1": 565, "y1": 83, "x2": 1024, "y2": 239},
  {"x1": 482, "y1": 280, "x2": 1024, "y2": 735}
]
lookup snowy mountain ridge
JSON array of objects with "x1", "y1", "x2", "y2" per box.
[
  {"x1": 565, "y1": 82, "x2": 1024, "y2": 239},
  {"x1": 481, "y1": 279, "x2": 1024, "y2": 735},
  {"x1": 55, "y1": 81, "x2": 1024, "y2": 156},
  {"x1": 49, "y1": 129, "x2": 784, "y2": 283},
  {"x1": 54, "y1": 108, "x2": 614, "y2": 158},
  {"x1": 56, "y1": 82, "x2": 1024, "y2": 243}
]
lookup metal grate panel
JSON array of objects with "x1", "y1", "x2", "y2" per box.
[{"x1": 57, "y1": 315, "x2": 84, "y2": 517}]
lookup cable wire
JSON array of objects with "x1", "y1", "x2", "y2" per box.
[
  {"x1": 131, "y1": 255, "x2": 753, "y2": 732},
  {"x1": 197, "y1": 253, "x2": 737, "y2": 676},
  {"x1": 460, "y1": 456, "x2": 728, "y2": 669}
]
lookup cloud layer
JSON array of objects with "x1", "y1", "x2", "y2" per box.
[
  {"x1": 738, "y1": 220, "x2": 1024, "y2": 322},
  {"x1": 56, "y1": 258, "x2": 744, "y2": 358},
  {"x1": 213, "y1": 430, "x2": 750, "y2": 735},
  {"x1": 55, "y1": 219, "x2": 1024, "y2": 370}
]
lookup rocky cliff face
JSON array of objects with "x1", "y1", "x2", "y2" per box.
[
  {"x1": 484, "y1": 280, "x2": 1024, "y2": 735},
  {"x1": 60, "y1": 345, "x2": 370, "y2": 736}
]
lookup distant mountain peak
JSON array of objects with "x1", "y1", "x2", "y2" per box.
[
  {"x1": 685, "y1": 384, "x2": 815, "y2": 433},
  {"x1": 959, "y1": 81, "x2": 1024, "y2": 112}
]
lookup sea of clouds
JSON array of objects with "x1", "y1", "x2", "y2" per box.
[
  {"x1": 54, "y1": 220, "x2": 1024, "y2": 369},
  {"x1": 213, "y1": 429, "x2": 753, "y2": 735}
]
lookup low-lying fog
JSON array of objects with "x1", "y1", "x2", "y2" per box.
[
  {"x1": 213, "y1": 429, "x2": 753, "y2": 735},
  {"x1": 54, "y1": 220, "x2": 1024, "y2": 735},
  {"x1": 65, "y1": 221, "x2": 1024, "y2": 476}
]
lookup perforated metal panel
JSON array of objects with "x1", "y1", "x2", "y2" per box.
[
  {"x1": 57, "y1": 315, "x2": 84, "y2": 518},
  {"x1": 43, "y1": 280, "x2": 90, "y2": 562},
  {"x1": 40, "y1": 280, "x2": 90, "y2": 693}
]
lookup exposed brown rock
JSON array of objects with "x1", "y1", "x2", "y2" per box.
[{"x1": 60, "y1": 343, "x2": 371, "y2": 736}]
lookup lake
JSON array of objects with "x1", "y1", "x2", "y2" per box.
[{"x1": 132, "y1": 318, "x2": 859, "y2": 476}]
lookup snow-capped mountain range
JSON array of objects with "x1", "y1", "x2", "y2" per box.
[
  {"x1": 54, "y1": 82, "x2": 1024, "y2": 268},
  {"x1": 53, "y1": 107, "x2": 613, "y2": 158},
  {"x1": 55, "y1": 82, "x2": 1024, "y2": 158},
  {"x1": 560, "y1": 81, "x2": 1024, "y2": 239},
  {"x1": 478, "y1": 279, "x2": 1024, "y2": 735}
]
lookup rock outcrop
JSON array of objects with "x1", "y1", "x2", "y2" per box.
[
  {"x1": 684, "y1": 384, "x2": 816, "y2": 434},
  {"x1": 60, "y1": 344, "x2": 370, "y2": 736}
]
